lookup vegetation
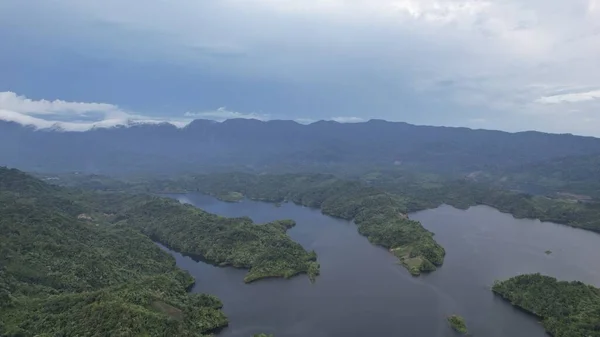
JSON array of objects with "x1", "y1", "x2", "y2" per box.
[
  {"x1": 141, "y1": 173, "x2": 446, "y2": 275},
  {"x1": 492, "y1": 274, "x2": 600, "y2": 337},
  {"x1": 480, "y1": 153, "x2": 600, "y2": 199},
  {"x1": 214, "y1": 191, "x2": 244, "y2": 202},
  {"x1": 447, "y1": 315, "x2": 468, "y2": 334},
  {"x1": 49, "y1": 163, "x2": 600, "y2": 234},
  {"x1": 48, "y1": 169, "x2": 600, "y2": 277},
  {"x1": 359, "y1": 169, "x2": 600, "y2": 233},
  {"x1": 51, "y1": 168, "x2": 600, "y2": 235},
  {"x1": 120, "y1": 199, "x2": 319, "y2": 283},
  {"x1": 0, "y1": 167, "x2": 318, "y2": 336},
  {"x1": 49, "y1": 172, "x2": 446, "y2": 275},
  {"x1": 0, "y1": 167, "x2": 228, "y2": 336},
  {"x1": 545, "y1": 250, "x2": 552, "y2": 255},
  {"x1": 45, "y1": 167, "x2": 600, "y2": 274}
]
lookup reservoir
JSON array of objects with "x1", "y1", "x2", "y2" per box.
[{"x1": 162, "y1": 194, "x2": 600, "y2": 337}]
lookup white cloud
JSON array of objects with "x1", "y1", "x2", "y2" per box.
[
  {"x1": 330, "y1": 116, "x2": 366, "y2": 123},
  {"x1": 392, "y1": 0, "x2": 491, "y2": 23},
  {"x1": 0, "y1": 92, "x2": 370, "y2": 130},
  {"x1": 184, "y1": 107, "x2": 270, "y2": 122},
  {"x1": 183, "y1": 109, "x2": 367, "y2": 124},
  {"x1": 536, "y1": 89, "x2": 600, "y2": 104},
  {"x1": 1, "y1": 0, "x2": 600, "y2": 135},
  {"x1": 0, "y1": 91, "x2": 120, "y2": 116},
  {"x1": 0, "y1": 92, "x2": 191, "y2": 131},
  {"x1": 294, "y1": 118, "x2": 317, "y2": 124}
]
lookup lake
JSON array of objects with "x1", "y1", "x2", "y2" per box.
[{"x1": 161, "y1": 194, "x2": 600, "y2": 337}]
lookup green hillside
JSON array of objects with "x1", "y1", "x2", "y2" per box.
[
  {"x1": 0, "y1": 167, "x2": 228, "y2": 336},
  {"x1": 0, "y1": 167, "x2": 317, "y2": 336},
  {"x1": 493, "y1": 274, "x2": 600, "y2": 337}
]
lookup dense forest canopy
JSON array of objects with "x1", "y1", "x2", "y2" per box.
[
  {"x1": 122, "y1": 199, "x2": 319, "y2": 283},
  {"x1": 473, "y1": 153, "x2": 600, "y2": 198},
  {"x1": 53, "y1": 172, "x2": 446, "y2": 275},
  {"x1": 357, "y1": 170, "x2": 600, "y2": 232},
  {"x1": 0, "y1": 168, "x2": 227, "y2": 336},
  {"x1": 493, "y1": 274, "x2": 600, "y2": 337},
  {"x1": 50, "y1": 169, "x2": 600, "y2": 234},
  {"x1": 0, "y1": 167, "x2": 315, "y2": 336}
]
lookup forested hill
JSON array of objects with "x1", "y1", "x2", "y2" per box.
[
  {"x1": 472, "y1": 153, "x2": 600, "y2": 198},
  {"x1": 493, "y1": 274, "x2": 600, "y2": 337},
  {"x1": 0, "y1": 167, "x2": 228, "y2": 336},
  {"x1": 2, "y1": 119, "x2": 600, "y2": 176},
  {"x1": 0, "y1": 167, "x2": 316, "y2": 336},
  {"x1": 52, "y1": 170, "x2": 600, "y2": 233},
  {"x1": 66, "y1": 172, "x2": 447, "y2": 276}
]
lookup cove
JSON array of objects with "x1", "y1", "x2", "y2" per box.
[{"x1": 161, "y1": 194, "x2": 600, "y2": 337}]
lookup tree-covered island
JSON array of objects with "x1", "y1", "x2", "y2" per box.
[
  {"x1": 492, "y1": 273, "x2": 600, "y2": 337},
  {"x1": 447, "y1": 315, "x2": 468, "y2": 334}
]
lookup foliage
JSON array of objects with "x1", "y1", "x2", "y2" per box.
[
  {"x1": 151, "y1": 173, "x2": 446, "y2": 275},
  {"x1": 53, "y1": 172, "x2": 445, "y2": 275},
  {"x1": 0, "y1": 168, "x2": 320, "y2": 336},
  {"x1": 119, "y1": 198, "x2": 319, "y2": 283},
  {"x1": 50, "y1": 168, "x2": 600, "y2": 277},
  {"x1": 359, "y1": 169, "x2": 600, "y2": 233},
  {"x1": 447, "y1": 315, "x2": 468, "y2": 334},
  {"x1": 214, "y1": 191, "x2": 244, "y2": 202},
  {"x1": 492, "y1": 274, "x2": 600, "y2": 337},
  {"x1": 0, "y1": 167, "x2": 228, "y2": 336},
  {"x1": 51, "y1": 168, "x2": 600, "y2": 235},
  {"x1": 480, "y1": 153, "x2": 600, "y2": 199}
]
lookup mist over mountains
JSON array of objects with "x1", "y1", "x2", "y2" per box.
[{"x1": 4, "y1": 118, "x2": 600, "y2": 177}]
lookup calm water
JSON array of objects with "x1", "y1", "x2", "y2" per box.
[{"x1": 161, "y1": 194, "x2": 600, "y2": 337}]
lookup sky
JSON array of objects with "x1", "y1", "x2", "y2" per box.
[{"x1": 1, "y1": 0, "x2": 599, "y2": 135}]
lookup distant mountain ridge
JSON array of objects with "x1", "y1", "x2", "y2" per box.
[{"x1": 3, "y1": 118, "x2": 600, "y2": 175}]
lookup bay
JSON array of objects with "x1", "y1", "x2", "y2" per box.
[{"x1": 161, "y1": 194, "x2": 600, "y2": 337}]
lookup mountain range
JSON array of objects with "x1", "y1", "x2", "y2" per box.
[{"x1": 3, "y1": 118, "x2": 600, "y2": 187}]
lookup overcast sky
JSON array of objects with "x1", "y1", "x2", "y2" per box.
[{"x1": 1, "y1": 0, "x2": 599, "y2": 135}]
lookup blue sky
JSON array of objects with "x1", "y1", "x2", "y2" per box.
[{"x1": 1, "y1": 0, "x2": 599, "y2": 135}]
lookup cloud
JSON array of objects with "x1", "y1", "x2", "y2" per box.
[
  {"x1": 0, "y1": 91, "x2": 119, "y2": 116},
  {"x1": 392, "y1": 0, "x2": 491, "y2": 23},
  {"x1": 0, "y1": 91, "x2": 191, "y2": 131},
  {"x1": 294, "y1": 118, "x2": 317, "y2": 124},
  {"x1": 184, "y1": 107, "x2": 270, "y2": 122},
  {"x1": 536, "y1": 89, "x2": 600, "y2": 104},
  {"x1": 1, "y1": 0, "x2": 600, "y2": 136},
  {"x1": 0, "y1": 91, "x2": 371, "y2": 131},
  {"x1": 184, "y1": 109, "x2": 367, "y2": 124},
  {"x1": 330, "y1": 116, "x2": 366, "y2": 123}
]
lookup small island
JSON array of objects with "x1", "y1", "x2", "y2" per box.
[
  {"x1": 215, "y1": 191, "x2": 244, "y2": 202},
  {"x1": 545, "y1": 250, "x2": 552, "y2": 255},
  {"x1": 447, "y1": 315, "x2": 468, "y2": 334}
]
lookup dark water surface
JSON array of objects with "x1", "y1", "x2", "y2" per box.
[{"x1": 161, "y1": 194, "x2": 600, "y2": 337}]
